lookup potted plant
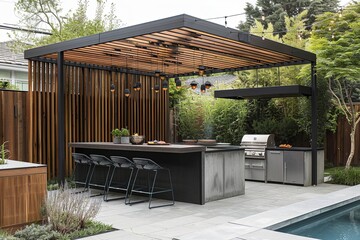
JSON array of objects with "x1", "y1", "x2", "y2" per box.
[
  {"x1": 111, "y1": 128, "x2": 121, "y2": 144},
  {"x1": 120, "y1": 128, "x2": 130, "y2": 144},
  {"x1": 0, "y1": 141, "x2": 8, "y2": 164}
]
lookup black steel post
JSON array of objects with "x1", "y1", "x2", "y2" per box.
[
  {"x1": 311, "y1": 61, "x2": 318, "y2": 186},
  {"x1": 57, "y1": 51, "x2": 65, "y2": 184}
]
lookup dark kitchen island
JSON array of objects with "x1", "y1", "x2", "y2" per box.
[{"x1": 69, "y1": 142, "x2": 245, "y2": 204}]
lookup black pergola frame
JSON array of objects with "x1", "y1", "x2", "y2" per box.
[{"x1": 24, "y1": 14, "x2": 317, "y2": 185}]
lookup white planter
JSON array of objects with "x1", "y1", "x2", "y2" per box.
[
  {"x1": 113, "y1": 136, "x2": 121, "y2": 144},
  {"x1": 121, "y1": 136, "x2": 130, "y2": 144}
]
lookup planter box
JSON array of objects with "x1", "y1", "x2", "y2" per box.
[{"x1": 0, "y1": 160, "x2": 47, "y2": 229}]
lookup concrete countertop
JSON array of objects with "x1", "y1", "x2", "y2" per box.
[
  {"x1": 69, "y1": 142, "x2": 206, "y2": 154},
  {"x1": 266, "y1": 147, "x2": 324, "y2": 151},
  {"x1": 0, "y1": 159, "x2": 46, "y2": 170}
]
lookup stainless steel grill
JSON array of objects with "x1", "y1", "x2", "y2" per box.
[{"x1": 240, "y1": 134, "x2": 275, "y2": 181}]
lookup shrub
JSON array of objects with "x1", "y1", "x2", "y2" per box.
[
  {"x1": 44, "y1": 183, "x2": 101, "y2": 234},
  {"x1": 13, "y1": 224, "x2": 61, "y2": 240},
  {"x1": 330, "y1": 168, "x2": 360, "y2": 186}
]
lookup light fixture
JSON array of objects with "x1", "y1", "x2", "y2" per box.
[
  {"x1": 190, "y1": 81, "x2": 198, "y2": 89},
  {"x1": 198, "y1": 66, "x2": 205, "y2": 76},
  {"x1": 124, "y1": 88, "x2": 130, "y2": 97},
  {"x1": 205, "y1": 81, "x2": 212, "y2": 89},
  {"x1": 133, "y1": 82, "x2": 141, "y2": 91},
  {"x1": 175, "y1": 77, "x2": 181, "y2": 89},
  {"x1": 110, "y1": 83, "x2": 115, "y2": 93},
  {"x1": 201, "y1": 84, "x2": 206, "y2": 93},
  {"x1": 162, "y1": 80, "x2": 168, "y2": 91},
  {"x1": 154, "y1": 70, "x2": 161, "y2": 77},
  {"x1": 136, "y1": 82, "x2": 141, "y2": 91},
  {"x1": 154, "y1": 84, "x2": 160, "y2": 93},
  {"x1": 160, "y1": 73, "x2": 166, "y2": 81}
]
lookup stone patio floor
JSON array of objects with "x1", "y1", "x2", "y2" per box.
[{"x1": 81, "y1": 181, "x2": 349, "y2": 240}]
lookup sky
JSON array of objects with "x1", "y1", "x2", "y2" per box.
[{"x1": 0, "y1": 0, "x2": 351, "y2": 42}]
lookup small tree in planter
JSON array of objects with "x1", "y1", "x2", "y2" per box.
[{"x1": 111, "y1": 128, "x2": 121, "y2": 144}]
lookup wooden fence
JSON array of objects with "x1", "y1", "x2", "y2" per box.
[
  {"x1": 325, "y1": 104, "x2": 360, "y2": 166},
  {"x1": 0, "y1": 90, "x2": 28, "y2": 162}
]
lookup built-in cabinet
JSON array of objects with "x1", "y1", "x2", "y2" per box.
[{"x1": 266, "y1": 148, "x2": 324, "y2": 186}]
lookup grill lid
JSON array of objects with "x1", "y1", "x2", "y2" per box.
[{"x1": 240, "y1": 134, "x2": 275, "y2": 147}]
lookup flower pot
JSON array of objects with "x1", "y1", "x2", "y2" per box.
[
  {"x1": 121, "y1": 136, "x2": 130, "y2": 144},
  {"x1": 113, "y1": 136, "x2": 121, "y2": 144}
]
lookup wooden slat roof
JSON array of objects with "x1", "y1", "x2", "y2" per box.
[{"x1": 24, "y1": 14, "x2": 316, "y2": 76}]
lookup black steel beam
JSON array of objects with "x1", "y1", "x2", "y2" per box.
[
  {"x1": 57, "y1": 51, "x2": 65, "y2": 184},
  {"x1": 214, "y1": 85, "x2": 312, "y2": 99},
  {"x1": 311, "y1": 62, "x2": 318, "y2": 186}
]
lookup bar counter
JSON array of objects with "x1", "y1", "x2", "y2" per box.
[{"x1": 69, "y1": 142, "x2": 245, "y2": 204}]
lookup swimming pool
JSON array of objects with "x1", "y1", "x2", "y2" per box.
[{"x1": 277, "y1": 200, "x2": 360, "y2": 240}]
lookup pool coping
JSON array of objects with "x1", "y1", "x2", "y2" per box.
[{"x1": 180, "y1": 184, "x2": 360, "y2": 240}]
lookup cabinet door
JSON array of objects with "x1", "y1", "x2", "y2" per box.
[
  {"x1": 266, "y1": 150, "x2": 283, "y2": 182},
  {"x1": 284, "y1": 151, "x2": 304, "y2": 184}
]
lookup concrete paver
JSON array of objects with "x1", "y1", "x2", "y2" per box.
[{"x1": 81, "y1": 181, "x2": 349, "y2": 240}]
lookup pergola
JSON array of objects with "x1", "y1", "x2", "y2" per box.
[{"x1": 24, "y1": 14, "x2": 317, "y2": 184}]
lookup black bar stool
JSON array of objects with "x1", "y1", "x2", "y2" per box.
[
  {"x1": 105, "y1": 156, "x2": 135, "y2": 202},
  {"x1": 128, "y1": 157, "x2": 175, "y2": 209},
  {"x1": 88, "y1": 154, "x2": 113, "y2": 200},
  {"x1": 71, "y1": 153, "x2": 93, "y2": 191}
]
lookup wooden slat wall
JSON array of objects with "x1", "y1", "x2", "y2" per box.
[
  {"x1": 0, "y1": 90, "x2": 28, "y2": 161},
  {"x1": 27, "y1": 60, "x2": 169, "y2": 178}
]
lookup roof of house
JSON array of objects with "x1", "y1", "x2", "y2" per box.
[{"x1": 0, "y1": 41, "x2": 28, "y2": 66}]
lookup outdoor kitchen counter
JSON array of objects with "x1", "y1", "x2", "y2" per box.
[
  {"x1": 69, "y1": 142, "x2": 206, "y2": 153},
  {"x1": 266, "y1": 147, "x2": 324, "y2": 186},
  {"x1": 69, "y1": 142, "x2": 245, "y2": 204}
]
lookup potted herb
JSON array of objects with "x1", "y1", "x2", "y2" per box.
[
  {"x1": 111, "y1": 128, "x2": 121, "y2": 144},
  {"x1": 120, "y1": 128, "x2": 130, "y2": 144},
  {"x1": 0, "y1": 141, "x2": 8, "y2": 164}
]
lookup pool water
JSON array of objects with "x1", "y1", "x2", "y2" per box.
[{"x1": 277, "y1": 200, "x2": 360, "y2": 240}]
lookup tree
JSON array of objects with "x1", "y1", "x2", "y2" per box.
[
  {"x1": 309, "y1": 2, "x2": 360, "y2": 168},
  {"x1": 238, "y1": 0, "x2": 339, "y2": 37},
  {"x1": 9, "y1": 0, "x2": 121, "y2": 50}
]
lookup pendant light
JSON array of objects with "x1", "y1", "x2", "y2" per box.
[
  {"x1": 136, "y1": 81, "x2": 141, "y2": 91},
  {"x1": 200, "y1": 84, "x2": 206, "y2": 93},
  {"x1": 110, "y1": 83, "x2": 115, "y2": 93},
  {"x1": 160, "y1": 73, "x2": 166, "y2": 81},
  {"x1": 162, "y1": 79, "x2": 168, "y2": 91},
  {"x1": 124, "y1": 88, "x2": 130, "y2": 97},
  {"x1": 205, "y1": 81, "x2": 212, "y2": 89},
  {"x1": 190, "y1": 81, "x2": 198, "y2": 90},
  {"x1": 154, "y1": 84, "x2": 160, "y2": 93},
  {"x1": 175, "y1": 77, "x2": 181, "y2": 89},
  {"x1": 154, "y1": 70, "x2": 161, "y2": 77},
  {"x1": 198, "y1": 65, "x2": 205, "y2": 76}
]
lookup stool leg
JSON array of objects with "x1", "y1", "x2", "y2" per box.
[
  {"x1": 128, "y1": 168, "x2": 139, "y2": 205},
  {"x1": 104, "y1": 166, "x2": 116, "y2": 201},
  {"x1": 125, "y1": 168, "x2": 134, "y2": 205},
  {"x1": 168, "y1": 169, "x2": 175, "y2": 205},
  {"x1": 148, "y1": 170, "x2": 158, "y2": 209},
  {"x1": 103, "y1": 165, "x2": 112, "y2": 201}
]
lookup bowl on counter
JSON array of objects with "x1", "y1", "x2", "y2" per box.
[
  {"x1": 130, "y1": 135, "x2": 145, "y2": 145},
  {"x1": 182, "y1": 139, "x2": 197, "y2": 144},
  {"x1": 197, "y1": 139, "x2": 217, "y2": 146}
]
